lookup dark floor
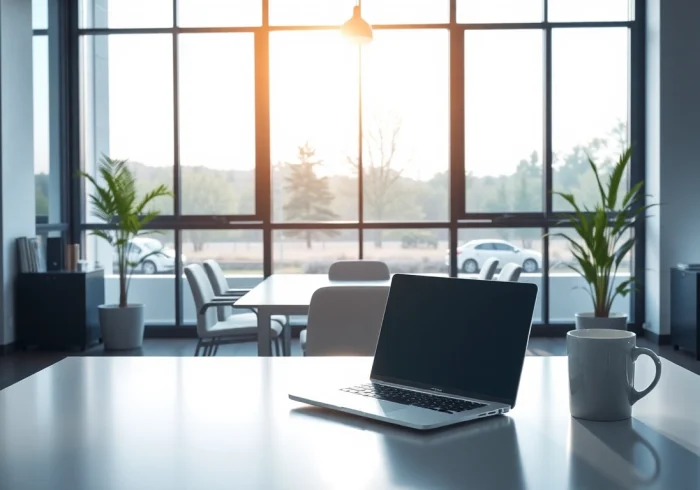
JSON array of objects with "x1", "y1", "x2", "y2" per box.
[{"x1": 1, "y1": 337, "x2": 698, "y2": 392}]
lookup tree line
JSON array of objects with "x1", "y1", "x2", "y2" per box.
[{"x1": 35, "y1": 121, "x2": 628, "y2": 251}]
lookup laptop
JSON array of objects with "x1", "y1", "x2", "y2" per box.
[{"x1": 289, "y1": 274, "x2": 538, "y2": 430}]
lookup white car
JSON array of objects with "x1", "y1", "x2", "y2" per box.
[
  {"x1": 116, "y1": 237, "x2": 187, "y2": 275},
  {"x1": 446, "y1": 239, "x2": 542, "y2": 274}
]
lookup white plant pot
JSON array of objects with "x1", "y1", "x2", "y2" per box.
[
  {"x1": 99, "y1": 304, "x2": 145, "y2": 350},
  {"x1": 575, "y1": 312, "x2": 628, "y2": 330}
]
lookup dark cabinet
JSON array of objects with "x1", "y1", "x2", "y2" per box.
[
  {"x1": 670, "y1": 268, "x2": 700, "y2": 360},
  {"x1": 16, "y1": 269, "x2": 104, "y2": 350}
]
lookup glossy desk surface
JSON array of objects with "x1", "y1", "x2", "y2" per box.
[
  {"x1": 235, "y1": 274, "x2": 391, "y2": 308},
  {"x1": 1, "y1": 356, "x2": 699, "y2": 490}
]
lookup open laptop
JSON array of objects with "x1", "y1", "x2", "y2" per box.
[{"x1": 289, "y1": 274, "x2": 538, "y2": 430}]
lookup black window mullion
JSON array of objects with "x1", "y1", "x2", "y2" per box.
[
  {"x1": 543, "y1": 9, "x2": 552, "y2": 325},
  {"x1": 255, "y1": 24, "x2": 272, "y2": 277},
  {"x1": 172, "y1": 28, "x2": 183, "y2": 327},
  {"x1": 449, "y1": 4, "x2": 464, "y2": 277},
  {"x1": 630, "y1": 0, "x2": 646, "y2": 327}
]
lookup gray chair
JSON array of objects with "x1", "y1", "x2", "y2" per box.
[
  {"x1": 478, "y1": 257, "x2": 499, "y2": 280},
  {"x1": 301, "y1": 260, "x2": 390, "y2": 352},
  {"x1": 303, "y1": 286, "x2": 390, "y2": 356},
  {"x1": 496, "y1": 263, "x2": 523, "y2": 282},
  {"x1": 185, "y1": 264, "x2": 284, "y2": 356},
  {"x1": 328, "y1": 260, "x2": 390, "y2": 281},
  {"x1": 202, "y1": 258, "x2": 288, "y2": 319}
]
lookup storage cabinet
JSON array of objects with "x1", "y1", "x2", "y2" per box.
[
  {"x1": 670, "y1": 268, "x2": 700, "y2": 360},
  {"x1": 16, "y1": 269, "x2": 104, "y2": 350}
]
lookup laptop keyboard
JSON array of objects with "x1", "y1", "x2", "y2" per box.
[{"x1": 341, "y1": 383, "x2": 487, "y2": 414}]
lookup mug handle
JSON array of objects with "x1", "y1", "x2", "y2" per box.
[{"x1": 629, "y1": 347, "x2": 662, "y2": 405}]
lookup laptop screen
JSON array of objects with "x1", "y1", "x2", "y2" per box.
[{"x1": 370, "y1": 274, "x2": 538, "y2": 407}]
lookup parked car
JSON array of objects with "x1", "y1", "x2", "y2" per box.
[
  {"x1": 445, "y1": 239, "x2": 541, "y2": 274},
  {"x1": 114, "y1": 237, "x2": 186, "y2": 275},
  {"x1": 401, "y1": 231, "x2": 439, "y2": 249}
]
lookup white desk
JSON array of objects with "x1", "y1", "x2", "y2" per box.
[
  {"x1": 0, "y1": 356, "x2": 698, "y2": 489},
  {"x1": 235, "y1": 274, "x2": 391, "y2": 356}
]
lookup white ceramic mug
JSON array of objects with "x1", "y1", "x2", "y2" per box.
[{"x1": 567, "y1": 329, "x2": 662, "y2": 421}]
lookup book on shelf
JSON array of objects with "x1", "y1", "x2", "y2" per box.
[
  {"x1": 28, "y1": 237, "x2": 45, "y2": 273},
  {"x1": 16, "y1": 237, "x2": 46, "y2": 273},
  {"x1": 16, "y1": 237, "x2": 29, "y2": 273}
]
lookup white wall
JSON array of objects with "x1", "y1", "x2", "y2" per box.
[
  {"x1": 645, "y1": 0, "x2": 700, "y2": 335},
  {"x1": 0, "y1": 0, "x2": 35, "y2": 345}
]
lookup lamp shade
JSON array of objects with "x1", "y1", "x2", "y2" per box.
[{"x1": 341, "y1": 5, "x2": 373, "y2": 44}]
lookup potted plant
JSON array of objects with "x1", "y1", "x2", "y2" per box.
[
  {"x1": 81, "y1": 156, "x2": 171, "y2": 349},
  {"x1": 551, "y1": 147, "x2": 655, "y2": 330}
]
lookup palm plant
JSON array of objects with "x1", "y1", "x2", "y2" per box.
[
  {"x1": 551, "y1": 147, "x2": 655, "y2": 317},
  {"x1": 81, "y1": 156, "x2": 172, "y2": 308}
]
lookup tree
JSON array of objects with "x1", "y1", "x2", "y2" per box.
[
  {"x1": 283, "y1": 142, "x2": 339, "y2": 249},
  {"x1": 347, "y1": 117, "x2": 407, "y2": 247}
]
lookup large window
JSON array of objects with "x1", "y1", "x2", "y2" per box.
[
  {"x1": 464, "y1": 30, "x2": 543, "y2": 213},
  {"x1": 77, "y1": 0, "x2": 640, "y2": 328},
  {"x1": 179, "y1": 33, "x2": 256, "y2": 216}
]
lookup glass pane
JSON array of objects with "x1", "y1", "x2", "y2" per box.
[
  {"x1": 177, "y1": 0, "x2": 261, "y2": 27},
  {"x1": 270, "y1": 31, "x2": 359, "y2": 222},
  {"x1": 363, "y1": 0, "x2": 449, "y2": 24},
  {"x1": 457, "y1": 0, "x2": 542, "y2": 23},
  {"x1": 33, "y1": 37, "x2": 53, "y2": 222},
  {"x1": 552, "y1": 28, "x2": 629, "y2": 211},
  {"x1": 549, "y1": 227, "x2": 632, "y2": 322},
  {"x1": 80, "y1": 0, "x2": 173, "y2": 28},
  {"x1": 81, "y1": 35, "x2": 174, "y2": 221},
  {"x1": 464, "y1": 30, "x2": 543, "y2": 213},
  {"x1": 456, "y1": 228, "x2": 542, "y2": 321},
  {"x1": 85, "y1": 230, "x2": 176, "y2": 324},
  {"x1": 362, "y1": 30, "x2": 449, "y2": 222},
  {"x1": 33, "y1": 0, "x2": 48, "y2": 29},
  {"x1": 181, "y1": 230, "x2": 263, "y2": 324},
  {"x1": 179, "y1": 34, "x2": 255, "y2": 215},
  {"x1": 270, "y1": 0, "x2": 355, "y2": 26},
  {"x1": 273, "y1": 230, "x2": 358, "y2": 273},
  {"x1": 363, "y1": 229, "x2": 447, "y2": 274},
  {"x1": 549, "y1": 0, "x2": 631, "y2": 22}
]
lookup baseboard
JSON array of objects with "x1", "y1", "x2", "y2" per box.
[
  {"x1": 145, "y1": 326, "x2": 197, "y2": 338},
  {"x1": 643, "y1": 330, "x2": 672, "y2": 345},
  {"x1": 0, "y1": 342, "x2": 16, "y2": 356}
]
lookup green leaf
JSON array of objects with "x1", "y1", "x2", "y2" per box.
[
  {"x1": 587, "y1": 156, "x2": 608, "y2": 209},
  {"x1": 79, "y1": 154, "x2": 171, "y2": 306},
  {"x1": 606, "y1": 146, "x2": 632, "y2": 209}
]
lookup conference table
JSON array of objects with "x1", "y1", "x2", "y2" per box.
[
  {"x1": 1, "y1": 356, "x2": 698, "y2": 489},
  {"x1": 235, "y1": 274, "x2": 391, "y2": 356}
]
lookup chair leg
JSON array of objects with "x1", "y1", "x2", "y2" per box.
[
  {"x1": 278, "y1": 329, "x2": 286, "y2": 356},
  {"x1": 213, "y1": 339, "x2": 220, "y2": 356},
  {"x1": 274, "y1": 338, "x2": 280, "y2": 357},
  {"x1": 194, "y1": 339, "x2": 203, "y2": 357},
  {"x1": 203, "y1": 341, "x2": 214, "y2": 356}
]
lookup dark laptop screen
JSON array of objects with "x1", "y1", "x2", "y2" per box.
[{"x1": 371, "y1": 274, "x2": 538, "y2": 407}]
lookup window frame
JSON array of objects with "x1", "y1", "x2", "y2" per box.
[{"x1": 62, "y1": 0, "x2": 645, "y2": 331}]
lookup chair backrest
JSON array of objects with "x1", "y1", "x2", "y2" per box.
[
  {"x1": 203, "y1": 259, "x2": 231, "y2": 321},
  {"x1": 184, "y1": 264, "x2": 218, "y2": 336},
  {"x1": 328, "y1": 260, "x2": 390, "y2": 281},
  {"x1": 496, "y1": 263, "x2": 522, "y2": 282},
  {"x1": 305, "y1": 286, "x2": 390, "y2": 356},
  {"x1": 478, "y1": 257, "x2": 499, "y2": 280}
]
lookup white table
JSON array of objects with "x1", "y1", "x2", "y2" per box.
[
  {"x1": 0, "y1": 356, "x2": 698, "y2": 489},
  {"x1": 235, "y1": 274, "x2": 391, "y2": 356}
]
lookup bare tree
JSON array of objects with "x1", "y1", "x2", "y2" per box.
[{"x1": 347, "y1": 117, "x2": 405, "y2": 248}]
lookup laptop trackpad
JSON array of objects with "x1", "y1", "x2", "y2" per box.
[{"x1": 342, "y1": 396, "x2": 406, "y2": 416}]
